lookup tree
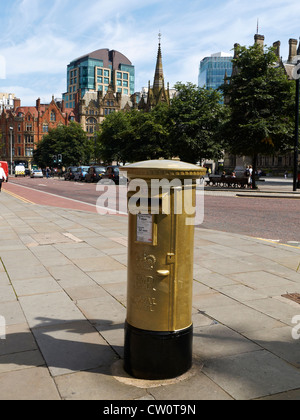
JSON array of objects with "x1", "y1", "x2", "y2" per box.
[
  {"x1": 33, "y1": 122, "x2": 92, "y2": 167},
  {"x1": 128, "y1": 105, "x2": 171, "y2": 162},
  {"x1": 167, "y1": 82, "x2": 228, "y2": 164},
  {"x1": 96, "y1": 105, "x2": 170, "y2": 164},
  {"x1": 220, "y1": 43, "x2": 295, "y2": 188},
  {"x1": 95, "y1": 110, "x2": 132, "y2": 164}
]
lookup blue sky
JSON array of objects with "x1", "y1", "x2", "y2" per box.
[{"x1": 1, "y1": 0, "x2": 300, "y2": 106}]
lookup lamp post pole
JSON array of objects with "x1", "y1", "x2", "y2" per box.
[
  {"x1": 293, "y1": 43, "x2": 300, "y2": 192},
  {"x1": 9, "y1": 126, "x2": 13, "y2": 176}
]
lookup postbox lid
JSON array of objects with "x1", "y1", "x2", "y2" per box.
[{"x1": 121, "y1": 159, "x2": 206, "y2": 180}]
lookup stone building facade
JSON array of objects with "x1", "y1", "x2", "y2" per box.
[{"x1": 77, "y1": 85, "x2": 137, "y2": 139}]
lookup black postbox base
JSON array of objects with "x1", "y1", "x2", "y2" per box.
[{"x1": 124, "y1": 321, "x2": 193, "y2": 380}]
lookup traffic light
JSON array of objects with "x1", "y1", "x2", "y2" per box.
[
  {"x1": 53, "y1": 155, "x2": 57, "y2": 164},
  {"x1": 58, "y1": 154, "x2": 62, "y2": 164}
]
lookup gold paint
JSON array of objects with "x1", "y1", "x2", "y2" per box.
[{"x1": 123, "y1": 160, "x2": 206, "y2": 332}]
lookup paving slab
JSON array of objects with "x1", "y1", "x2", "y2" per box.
[
  {"x1": 12, "y1": 276, "x2": 62, "y2": 297},
  {"x1": 32, "y1": 321, "x2": 118, "y2": 377},
  {"x1": 193, "y1": 323, "x2": 260, "y2": 361},
  {"x1": 54, "y1": 366, "x2": 147, "y2": 401},
  {"x1": 18, "y1": 292, "x2": 86, "y2": 329},
  {"x1": 0, "y1": 324, "x2": 38, "y2": 356},
  {"x1": 0, "y1": 367, "x2": 61, "y2": 400},
  {"x1": 0, "y1": 349, "x2": 45, "y2": 374},
  {"x1": 203, "y1": 350, "x2": 300, "y2": 400},
  {"x1": 202, "y1": 302, "x2": 286, "y2": 334},
  {"x1": 71, "y1": 255, "x2": 126, "y2": 272},
  {"x1": 245, "y1": 325, "x2": 300, "y2": 367}
]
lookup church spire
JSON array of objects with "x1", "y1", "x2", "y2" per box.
[
  {"x1": 153, "y1": 31, "x2": 165, "y2": 92},
  {"x1": 143, "y1": 32, "x2": 170, "y2": 111}
]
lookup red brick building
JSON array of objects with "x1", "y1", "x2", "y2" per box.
[{"x1": 0, "y1": 96, "x2": 75, "y2": 169}]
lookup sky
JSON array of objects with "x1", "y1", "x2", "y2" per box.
[{"x1": 1, "y1": 0, "x2": 300, "y2": 106}]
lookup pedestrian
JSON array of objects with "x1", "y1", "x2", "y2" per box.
[
  {"x1": 249, "y1": 165, "x2": 253, "y2": 187},
  {"x1": 0, "y1": 163, "x2": 7, "y2": 192}
]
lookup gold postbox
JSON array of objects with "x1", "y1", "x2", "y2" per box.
[{"x1": 122, "y1": 160, "x2": 206, "y2": 380}]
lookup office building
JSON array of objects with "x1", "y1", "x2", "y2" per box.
[
  {"x1": 198, "y1": 52, "x2": 233, "y2": 91},
  {"x1": 0, "y1": 93, "x2": 15, "y2": 113},
  {"x1": 63, "y1": 49, "x2": 135, "y2": 109}
]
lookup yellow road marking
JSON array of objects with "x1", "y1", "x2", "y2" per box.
[
  {"x1": 3, "y1": 189, "x2": 35, "y2": 204},
  {"x1": 256, "y1": 237, "x2": 300, "y2": 250}
]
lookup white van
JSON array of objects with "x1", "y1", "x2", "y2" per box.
[{"x1": 15, "y1": 165, "x2": 26, "y2": 177}]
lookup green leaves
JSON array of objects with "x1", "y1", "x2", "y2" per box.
[
  {"x1": 33, "y1": 122, "x2": 92, "y2": 167},
  {"x1": 95, "y1": 83, "x2": 228, "y2": 164},
  {"x1": 220, "y1": 43, "x2": 295, "y2": 159},
  {"x1": 169, "y1": 83, "x2": 229, "y2": 163},
  {"x1": 96, "y1": 105, "x2": 171, "y2": 164}
]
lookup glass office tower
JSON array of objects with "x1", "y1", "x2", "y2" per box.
[
  {"x1": 63, "y1": 49, "x2": 135, "y2": 109},
  {"x1": 198, "y1": 52, "x2": 233, "y2": 91}
]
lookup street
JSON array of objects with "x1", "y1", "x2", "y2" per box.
[{"x1": 3, "y1": 176, "x2": 300, "y2": 245}]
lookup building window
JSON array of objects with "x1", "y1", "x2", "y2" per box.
[
  {"x1": 86, "y1": 117, "x2": 97, "y2": 134},
  {"x1": 43, "y1": 124, "x2": 49, "y2": 133},
  {"x1": 50, "y1": 111, "x2": 56, "y2": 122},
  {"x1": 25, "y1": 147, "x2": 33, "y2": 157},
  {"x1": 25, "y1": 135, "x2": 34, "y2": 144}
]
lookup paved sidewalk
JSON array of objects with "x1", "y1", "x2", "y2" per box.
[{"x1": 0, "y1": 191, "x2": 300, "y2": 400}]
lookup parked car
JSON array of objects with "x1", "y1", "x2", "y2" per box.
[
  {"x1": 30, "y1": 169, "x2": 44, "y2": 178},
  {"x1": 101, "y1": 165, "x2": 127, "y2": 185},
  {"x1": 74, "y1": 166, "x2": 90, "y2": 182},
  {"x1": 85, "y1": 166, "x2": 106, "y2": 183},
  {"x1": 64, "y1": 166, "x2": 78, "y2": 181}
]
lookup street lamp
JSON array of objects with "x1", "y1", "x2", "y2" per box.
[
  {"x1": 293, "y1": 40, "x2": 300, "y2": 191},
  {"x1": 9, "y1": 126, "x2": 13, "y2": 176}
]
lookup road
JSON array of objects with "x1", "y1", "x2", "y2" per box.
[{"x1": 3, "y1": 176, "x2": 300, "y2": 245}]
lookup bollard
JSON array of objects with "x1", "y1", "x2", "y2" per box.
[{"x1": 121, "y1": 160, "x2": 206, "y2": 380}]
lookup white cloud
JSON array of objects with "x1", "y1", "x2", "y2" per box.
[{"x1": 1, "y1": 0, "x2": 300, "y2": 104}]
